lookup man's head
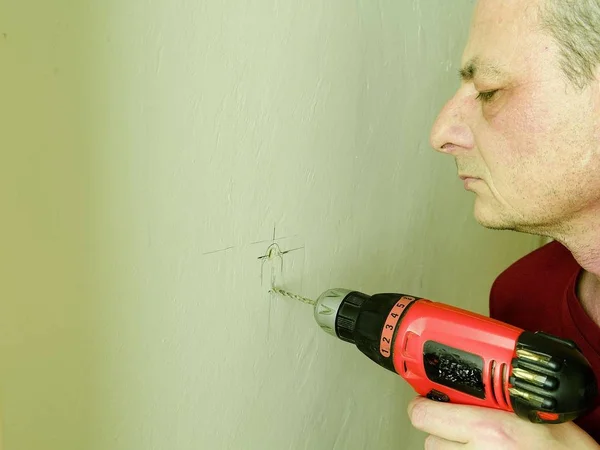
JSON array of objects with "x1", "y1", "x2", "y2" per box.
[{"x1": 430, "y1": 0, "x2": 600, "y2": 238}]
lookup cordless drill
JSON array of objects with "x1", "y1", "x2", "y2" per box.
[{"x1": 308, "y1": 288, "x2": 598, "y2": 424}]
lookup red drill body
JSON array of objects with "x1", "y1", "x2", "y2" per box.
[
  {"x1": 312, "y1": 288, "x2": 598, "y2": 424},
  {"x1": 388, "y1": 296, "x2": 520, "y2": 411}
]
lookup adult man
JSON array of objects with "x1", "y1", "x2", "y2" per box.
[{"x1": 407, "y1": 0, "x2": 600, "y2": 448}]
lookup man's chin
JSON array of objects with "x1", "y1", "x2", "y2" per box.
[
  {"x1": 474, "y1": 215, "x2": 514, "y2": 231},
  {"x1": 472, "y1": 198, "x2": 556, "y2": 235},
  {"x1": 473, "y1": 202, "x2": 516, "y2": 231}
]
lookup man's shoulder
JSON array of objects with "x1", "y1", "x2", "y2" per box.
[{"x1": 489, "y1": 240, "x2": 579, "y2": 323}]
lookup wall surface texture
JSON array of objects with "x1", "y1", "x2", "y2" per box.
[{"x1": 1, "y1": 1, "x2": 542, "y2": 449}]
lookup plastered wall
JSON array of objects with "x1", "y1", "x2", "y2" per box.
[{"x1": 1, "y1": 1, "x2": 542, "y2": 449}]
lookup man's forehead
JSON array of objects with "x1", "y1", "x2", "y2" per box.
[
  {"x1": 461, "y1": 0, "x2": 544, "y2": 82},
  {"x1": 474, "y1": 0, "x2": 542, "y2": 22}
]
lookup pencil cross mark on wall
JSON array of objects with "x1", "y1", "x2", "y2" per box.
[{"x1": 256, "y1": 244, "x2": 304, "y2": 261}]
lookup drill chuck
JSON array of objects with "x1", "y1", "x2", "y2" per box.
[
  {"x1": 313, "y1": 288, "x2": 351, "y2": 338},
  {"x1": 314, "y1": 288, "x2": 373, "y2": 343}
]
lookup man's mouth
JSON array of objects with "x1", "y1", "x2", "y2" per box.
[{"x1": 458, "y1": 175, "x2": 481, "y2": 190}]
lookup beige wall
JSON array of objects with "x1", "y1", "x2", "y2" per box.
[{"x1": 1, "y1": 1, "x2": 541, "y2": 449}]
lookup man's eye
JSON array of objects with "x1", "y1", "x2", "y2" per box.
[{"x1": 475, "y1": 90, "x2": 498, "y2": 103}]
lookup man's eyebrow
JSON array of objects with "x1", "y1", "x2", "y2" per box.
[{"x1": 459, "y1": 57, "x2": 507, "y2": 82}]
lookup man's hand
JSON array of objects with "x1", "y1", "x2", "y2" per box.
[{"x1": 407, "y1": 396, "x2": 600, "y2": 449}]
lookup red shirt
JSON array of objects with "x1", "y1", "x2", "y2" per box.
[{"x1": 490, "y1": 240, "x2": 600, "y2": 443}]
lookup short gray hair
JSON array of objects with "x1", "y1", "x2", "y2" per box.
[{"x1": 539, "y1": 0, "x2": 600, "y2": 90}]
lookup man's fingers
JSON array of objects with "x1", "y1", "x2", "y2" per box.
[
  {"x1": 407, "y1": 397, "x2": 482, "y2": 443},
  {"x1": 424, "y1": 435, "x2": 466, "y2": 450}
]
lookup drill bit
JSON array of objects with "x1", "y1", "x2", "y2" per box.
[{"x1": 270, "y1": 286, "x2": 316, "y2": 306}]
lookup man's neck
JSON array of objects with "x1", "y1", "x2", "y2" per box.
[
  {"x1": 575, "y1": 270, "x2": 600, "y2": 326},
  {"x1": 547, "y1": 206, "x2": 600, "y2": 277},
  {"x1": 564, "y1": 239, "x2": 600, "y2": 279},
  {"x1": 551, "y1": 215, "x2": 600, "y2": 325}
]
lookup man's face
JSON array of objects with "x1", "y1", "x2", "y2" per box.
[{"x1": 430, "y1": 0, "x2": 600, "y2": 234}]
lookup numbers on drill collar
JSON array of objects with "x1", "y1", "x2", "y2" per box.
[{"x1": 380, "y1": 296, "x2": 416, "y2": 357}]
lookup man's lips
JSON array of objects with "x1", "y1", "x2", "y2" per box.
[{"x1": 459, "y1": 175, "x2": 481, "y2": 190}]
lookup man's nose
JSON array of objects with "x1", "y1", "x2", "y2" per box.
[{"x1": 430, "y1": 91, "x2": 474, "y2": 154}]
